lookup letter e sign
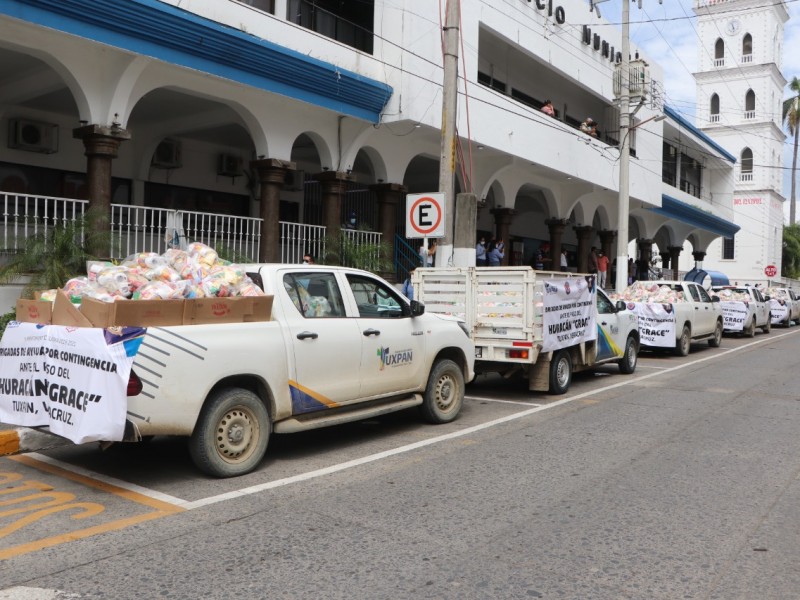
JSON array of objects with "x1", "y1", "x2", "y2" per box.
[{"x1": 406, "y1": 193, "x2": 445, "y2": 238}]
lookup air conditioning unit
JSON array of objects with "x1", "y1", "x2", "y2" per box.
[
  {"x1": 151, "y1": 139, "x2": 182, "y2": 169},
  {"x1": 284, "y1": 169, "x2": 305, "y2": 191},
  {"x1": 8, "y1": 119, "x2": 59, "y2": 154},
  {"x1": 218, "y1": 153, "x2": 243, "y2": 177}
]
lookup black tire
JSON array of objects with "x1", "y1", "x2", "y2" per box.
[
  {"x1": 189, "y1": 387, "x2": 271, "y2": 478},
  {"x1": 618, "y1": 335, "x2": 638, "y2": 374},
  {"x1": 762, "y1": 318, "x2": 771, "y2": 334},
  {"x1": 420, "y1": 359, "x2": 464, "y2": 424},
  {"x1": 674, "y1": 325, "x2": 691, "y2": 356},
  {"x1": 744, "y1": 318, "x2": 756, "y2": 338},
  {"x1": 548, "y1": 350, "x2": 572, "y2": 395},
  {"x1": 708, "y1": 320, "x2": 723, "y2": 348}
]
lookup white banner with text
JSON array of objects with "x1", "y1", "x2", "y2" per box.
[
  {"x1": 541, "y1": 277, "x2": 596, "y2": 353},
  {"x1": 628, "y1": 303, "x2": 676, "y2": 347}
]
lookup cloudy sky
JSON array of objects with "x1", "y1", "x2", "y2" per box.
[{"x1": 596, "y1": 0, "x2": 800, "y2": 200}]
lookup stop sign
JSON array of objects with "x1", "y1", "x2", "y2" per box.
[{"x1": 764, "y1": 264, "x2": 777, "y2": 277}]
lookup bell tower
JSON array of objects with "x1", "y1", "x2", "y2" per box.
[{"x1": 693, "y1": 0, "x2": 789, "y2": 283}]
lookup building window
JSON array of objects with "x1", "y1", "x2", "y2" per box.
[
  {"x1": 286, "y1": 0, "x2": 374, "y2": 54},
  {"x1": 744, "y1": 89, "x2": 756, "y2": 119},
  {"x1": 236, "y1": 0, "x2": 274, "y2": 13},
  {"x1": 477, "y1": 71, "x2": 507, "y2": 93},
  {"x1": 714, "y1": 38, "x2": 725, "y2": 67},
  {"x1": 662, "y1": 142, "x2": 677, "y2": 187},
  {"x1": 722, "y1": 237, "x2": 735, "y2": 260},
  {"x1": 740, "y1": 147, "x2": 753, "y2": 181},
  {"x1": 710, "y1": 93, "x2": 720, "y2": 123},
  {"x1": 742, "y1": 33, "x2": 753, "y2": 62},
  {"x1": 679, "y1": 153, "x2": 702, "y2": 198}
]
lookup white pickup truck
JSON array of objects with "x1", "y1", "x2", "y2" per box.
[
  {"x1": 620, "y1": 280, "x2": 723, "y2": 356},
  {"x1": 766, "y1": 286, "x2": 800, "y2": 327},
  {"x1": 414, "y1": 267, "x2": 639, "y2": 395},
  {"x1": 0, "y1": 265, "x2": 475, "y2": 477},
  {"x1": 711, "y1": 285, "x2": 771, "y2": 336}
]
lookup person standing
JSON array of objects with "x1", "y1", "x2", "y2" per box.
[
  {"x1": 401, "y1": 267, "x2": 415, "y2": 300},
  {"x1": 541, "y1": 99, "x2": 555, "y2": 117},
  {"x1": 596, "y1": 250, "x2": 609, "y2": 288},
  {"x1": 488, "y1": 239, "x2": 504, "y2": 266},
  {"x1": 476, "y1": 237, "x2": 487, "y2": 266},
  {"x1": 560, "y1": 249, "x2": 568, "y2": 271},
  {"x1": 419, "y1": 241, "x2": 436, "y2": 267}
]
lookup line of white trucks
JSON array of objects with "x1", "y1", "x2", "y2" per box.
[{"x1": 1, "y1": 264, "x2": 797, "y2": 477}]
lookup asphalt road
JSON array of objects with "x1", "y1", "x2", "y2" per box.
[{"x1": 2, "y1": 327, "x2": 800, "y2": 599}]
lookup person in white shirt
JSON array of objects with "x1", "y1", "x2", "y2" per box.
[{"x1": 476, "y1": 237, "x2": 487, "y2": 266}]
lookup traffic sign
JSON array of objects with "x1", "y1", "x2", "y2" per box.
[
  {"x1": 406, "y1": 193, "x2": 445, "y2": 238},
  {"x1": 764, "y1": 264, "x2": 777, "y2": 277}
]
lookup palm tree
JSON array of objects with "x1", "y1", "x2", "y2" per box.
[{"x1": 783, "y1": 77, "x2": 800, "y2": 225}]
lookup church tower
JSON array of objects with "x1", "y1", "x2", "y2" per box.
[{"x1": 693, "y1": 0, "x2": 789, "y2": 283}]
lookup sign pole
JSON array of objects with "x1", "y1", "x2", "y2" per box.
[{"x1": 437, "y1": 0, "x2": 459, "y2": 267}]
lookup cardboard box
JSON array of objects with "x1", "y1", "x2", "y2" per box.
[
  {"x1": 16, "y1": 290, "x2": 93, "y2": 327},
  {"x1": 80, "y1": 296, "x2": 186, "y2": 328},
  {"x1": 182, "y1": 295, "x2": 273, "y2": 325}
]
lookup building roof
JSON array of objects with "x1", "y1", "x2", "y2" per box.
[
  {"x1": 651, "y1": 194, "x2": 741, "y2": 238},
  {"x1": 663, "y1": 105, "x2": 736, "y2": 164}
]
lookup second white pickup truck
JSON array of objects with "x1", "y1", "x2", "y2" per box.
[
  {"x1": 414, "y1": 267, "x2": 639, "y2": 395},
  {"x1": 711, "y1": 285, "x2": 771, "y2": 336},
  {"x1": 0, "y1": 264, "x2": 475, "y2": 477}
]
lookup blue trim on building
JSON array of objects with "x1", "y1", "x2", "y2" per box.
[
  {"x1": 2, "y1": 0, "x2": 392, "y2": 122},
  {"x1": 663, "y1": 105, "x2": 736, "y2": 164},
  {"x1": 651, "y1": 194, "x2": 741, "y2": 238}
]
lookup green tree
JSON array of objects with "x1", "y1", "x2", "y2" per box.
[
  {"x1": 783, "y1": 76, "x2": 800, "y2": 225},
  {"x1": 782, "y1": 224, "x2": 800, "y2": 280},
  {"x1": 322, "y1": 229, "x2": 393, "y2": 275},
  {"x1": 0, "y1": 210, "x2": 109, "y2": 298}
]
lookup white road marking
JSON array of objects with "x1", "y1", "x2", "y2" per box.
[
  {"x1": 466, "y1": 395, "x2": 542, "y2": 406},
  {"x1": 20, "y1": 330, "x2": 799, "y2": 512}
]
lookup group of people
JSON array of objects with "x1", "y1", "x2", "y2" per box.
[
  {"x1": 475, "y1": 237, "x2": 506, "y2": 266},
  {"x1": 580, "y1": 117, "x2": 598, "y2": 138}
]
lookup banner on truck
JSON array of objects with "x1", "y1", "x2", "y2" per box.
[
  {"x1": 770, "y1": 299, "x2": 789, "y2": 324},
  {"x1": 0, "y1": 322, "x2": 145, "y2": 444},
  {"x1": 541, "y1": 277, "x2": 597, "y2": 353},
  {"x1": 720, "y1": 301, "x2": 747, "y2": 331},
  {"x1": 628, "y1": 303, "x2": 675, "y2": 347}
]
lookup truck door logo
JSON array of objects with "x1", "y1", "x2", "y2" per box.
[{"x1": 377, "y1": 347, "x2": 413, "y2": 370}]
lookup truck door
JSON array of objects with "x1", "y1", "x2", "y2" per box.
[
  {"x1": 344, "y1": 273, "x2": 427, "y2": 398},
  {"x1": 690, "y1": 284, "x2": 716, "y2": 334},
  {"x1": 281, "y1": 271, "x2": 362, "y2": 412},
  {"x1": 595, "y1": 289, "x2": 626, "y2": 361}
]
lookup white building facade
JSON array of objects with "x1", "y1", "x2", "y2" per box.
[
  {"x1": 0, "y1": 0, "x2": 737, "y2": 285},
  {"x1": 692, "y1": 0, "x2": 789, "y2": 284}
]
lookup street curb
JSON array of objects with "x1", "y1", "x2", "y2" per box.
[{"x1": 0, "y1": 428, "x2": 68, "y2": 456}]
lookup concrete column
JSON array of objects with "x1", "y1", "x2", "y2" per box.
[
  {"x1": 638, "y1": 238, "x2": 654, "y2": 280},
  {"x1": 574, "y1": 225, "x2": 594, "y2": 273},
  {"x1": 491, "y1": 207, "x2": 516, "y2": 266},
  {"x1": 692, "y1": 250, "x2": 706, "y2": 271},
  {"x1": 370, "y1": 182, "x2": 406, "y2": 257},
  {"x1": 454, "y1": 193, "x2": 478, "y2": 267},
  {"x1": 669, "y1": 246, "x2": 683, "y2": 280},
  {"x1": 252, "y1": 158, "x2": 294, "y2": 263},
  {"x1": 598, "y1": 229, "x2": 617, "y2": 280},
  {"x1": 73, "y1": 124, "x2": 131, "y2": 257},
  {"x1": 315, "y1": 171, "x2": 351, "y2": 240},
  {"x1": 546, "y1": 218, "x2": 568, "y2": 271}
]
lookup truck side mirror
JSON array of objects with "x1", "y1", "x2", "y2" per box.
[
  {"x1": 615, "y1": 300, "x2": 627, "y2": 312},
  {"x1": 764, "y1": 295, "x2": 771, "y2": 301},
  {"x1": 711, "y1": 295, "x2": 720, "y2": 302},
  {"x1": 410, "y1": 300, "x2": 425, "y2": 316}
]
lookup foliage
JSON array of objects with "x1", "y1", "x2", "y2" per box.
[
  {"x1": 782, "y1": 224, "x2": 800, "y2": 280},
  {"x1": 782, "y1": 76, "x2": 800, "y2": 225},
  {"x1": 0, "y1": 210, "x2": 110, "y2": 298},
  {"x1": 321, "y1": 227, "x2": 393, "y2": 274},
  {"x1": 0, "y1": 307, "x2": 15, "y2": 338},
  {"x1": 214, "y1": 244, "x2": 254, "y2": 265}
]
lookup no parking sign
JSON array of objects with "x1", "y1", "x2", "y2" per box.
[{"x1": 405, "y1": 193, "x2": 445, "y2": 239}]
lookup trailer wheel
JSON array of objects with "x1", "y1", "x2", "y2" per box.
[
  {"x1": 762, "y1": 318, "x2": 771, "y2": 334},
  {"x1": 548, "y1": 350, "x2": 572, "y2": 395},
  {"x1": 189, "y1": 388, "x2": 271, "y2": 478},
  {"x1": 618, "y1": 335, "x2": 638, "y2": 374},
  {"x1": 420, "y1": 359, "x2": 464, "y2": 424},
  {"x1": 743, "y1": 318, "x2": 756, "y2": 338},
  {"x1": 708, "y1": 320, "x2": 723, "y2": 347},
  {"x1": 675, "y1": 325, "x2": 691, "y2": 356}
]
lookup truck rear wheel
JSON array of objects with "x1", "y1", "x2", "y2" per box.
[
  {"x1": 708, "y1": 320, "x2": 723, "y2": 347},
  {"x1": 675, "y1": 325, "x2": 691, "y2": 356},
  {"x1": 744, "y1": 318, "x2": 756, "y2": 338},
  {"x1": 189, "y1": 388, "x2": 271, "y2": 478},
  {"x1": 618, "y1": 335, "x2": 638, "y2": 374},
  {"x1": 548, "y1": 350, "x2": 572, "y2": 395},
  {"x1": 762, "y1": 318, "x2": 771, "y2": 334},
  {"x1": 420, "y1": 359, "x2": 464, "y2": 424}
]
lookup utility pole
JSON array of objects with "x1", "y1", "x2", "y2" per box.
[
  {"x1": 615, "y1": 0, "x2": 631, "y2": 294},
  {"x1": 436, "y1": 0, "x2": 459, "y2": 267}
]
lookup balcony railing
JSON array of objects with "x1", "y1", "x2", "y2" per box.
[
  {"x1": 1, "y1": 192, "x2": 381, "y2": 267},
  {"x1": 713, "y1": 57, "x2": 725, "y2": 67},
  {"x1": 710, "y1": 114, "x2": 720, "y2": 123},
  {"x1": 680, "y1": 179, "x2": 701, "y2": 199},
  {"x1": 744, "y1": 110, "x2": 756, "y2": 120},
  {"x1": 739, "y1": 172, "x2": 754, "y2": 182},
  {"x1": 741, "y1": 54, "x2": 753, "y2": 64}
]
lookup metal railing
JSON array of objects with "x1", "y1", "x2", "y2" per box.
[
  {"x1": 280, "y1": 222, "x2": 325, "y2": 264},
  {"x1": 744, "y1": 110, "x2": 756, "y2": 120}
]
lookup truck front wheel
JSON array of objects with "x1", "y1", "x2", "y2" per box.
[
  {"x1": 708, "y1": 320, "x2": 723, "y2": 347},
  {"x1": 675, "y1": 326, "x2": 691, "y2": 356},
  {"x1": 420, "y1": 359, "x2": 464, "y2": 424},
  {"x1": 618, "y1": 335, "x2": 638, "y2": 374},
  {"x1": 189, "y1": 388, "x2": 271, "y2": 478},
  {"x1": 548, "y1": 350, "x2": 572, "y2": 395}
]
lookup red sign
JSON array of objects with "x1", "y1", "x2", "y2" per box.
[{"x1": 764, "y1": 265, "x2": 777, "y2": 277}]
